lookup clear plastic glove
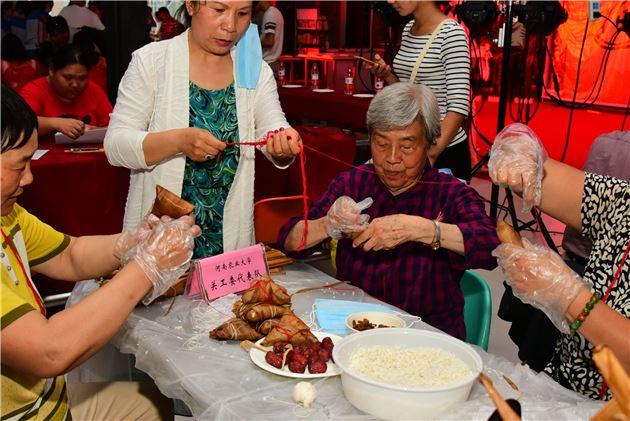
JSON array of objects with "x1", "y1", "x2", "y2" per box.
[
  {"x1": 492, "y1": 238, "x2": 589, "y2": 333},
  {"x1": 133, "y1": 215, "x2": 201, "y2": 305},
  {"x1": 326, "y1": 196, "x2": 373, "y2": 239},
  {"x1": 113, "y1": 214, "x2": 162, "y2": 265},
  {"x1": 488, "y1": 123, "x2": 548, "y2": 212}
]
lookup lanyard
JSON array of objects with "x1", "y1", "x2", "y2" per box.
[{"x1": 1, "y1": 228, "x2": 46, "y2": 316}]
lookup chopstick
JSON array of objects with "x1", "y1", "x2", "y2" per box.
[
  {"x1": 478, "y1": 373, "x2": 521, "y2": 421},
  {"x1": 240, "y1": 340, "x2": 269, "y2": 353},
  {"x1": 353, "y1": 55, "x2": 379, "y2": 66}
]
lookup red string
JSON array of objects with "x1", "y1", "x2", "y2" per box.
[
  {"x1": 602, "y1": 239, "x2": 630, "y2": 303},
  {"x1": 274, "y1": 325, "x2": 296, "y2": 343},
  {"x1": 301, "y1": 143, "x2": 465, "y2": 187},
  {"x1": 250, "y1": 277, "x2": 273, "y2": 302},
  {"x1": 224, "y1": 135, "x2": 309, "y2": 251},
  {"x1": 296, "y1": 142, "x2": 308, "y2": 251},
  {"x1": 1, "y1": 229, "x2": 46, "y2": 316},
  {"x1": 595, "y1": 239, "x2": 629, "y2": 400}
]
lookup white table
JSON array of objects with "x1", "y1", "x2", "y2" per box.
[{"x1": 68, "y1": 263, "x2": 603, "y2": 420}]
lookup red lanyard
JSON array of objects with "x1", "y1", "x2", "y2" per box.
[
  {"x1": 598, "y1": 239, "x2": 630, "y2": 400},
  {"x1": 1, "y1": 229, "x2": 46, "y2": 316},
  {"x1": 602, "y1": 239, "x2": 630, "y2": 303}
]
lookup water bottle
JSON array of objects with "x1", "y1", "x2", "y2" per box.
[
  {"x1": 278, "y1": 62, "x2": 286, "y2": 86},
  {"x1": 310, "y1": 63, "x2": 319, "y2": 90},
  {"x1": 374, "y1": 76, "x2": 384, "y2": 93},
  {"x1": 344, "y1": 66, "x2": 355, "y2": 95}
]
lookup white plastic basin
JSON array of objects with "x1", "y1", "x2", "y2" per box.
[{"x1": 332, "y1": 328, "x2": 483, "y2": 420}]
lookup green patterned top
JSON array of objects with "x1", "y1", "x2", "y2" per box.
[{"x1": 182, "y1": 81, "x2": 239, "y2": 258}]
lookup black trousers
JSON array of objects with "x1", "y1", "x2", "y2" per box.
[{"x1": 434, "y1": 139, "x2": 471, "y2": 181}]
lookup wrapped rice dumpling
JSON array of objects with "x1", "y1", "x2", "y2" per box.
[
  {"x1": 233, "y1": 301, "x2": 291, "y2": 322},
  {"x1": 210, "y1": 318, "x2": 263, "y2": 341},
  {"x1": 241, "y1": 276, "x2": 291, "y2": 306},
  {"x1": 262, "y1": 313, "x2": 318, "y2": 346}
]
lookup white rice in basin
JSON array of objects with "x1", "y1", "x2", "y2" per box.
[{"x1": 348, "y1": 345, "x2": 472, "y2": 388}]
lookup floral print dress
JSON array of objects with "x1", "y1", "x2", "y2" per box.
[{"x1": 182, "y1": 81, "x2": 239, "y2": 258}]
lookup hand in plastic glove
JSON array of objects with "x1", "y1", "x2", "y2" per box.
[
  {"x1": 133, "y1": 215, "x2": 201, "y2": 305},
  {"x1": 488, "y1": 123, "x2": 548, "y2": 212},
  {"x1": 113, "y1": 214, "x2": 162, "y2": 265},
  {"x1": 325, "y1": 196, "x2": 373, "y2": 239},
  {"x1": 492, "y1": 239, "x2": 590, "y2": 333}
]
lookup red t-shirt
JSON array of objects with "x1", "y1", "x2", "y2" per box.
[{"x1": 20, "y1": 77, "x2": 112, "y2": 143}]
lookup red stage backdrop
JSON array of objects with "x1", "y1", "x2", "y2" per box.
[{"x1": 550, "y1": 1, "x2": 629, "y2": 107}]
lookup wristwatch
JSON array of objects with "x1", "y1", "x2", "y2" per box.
[{"x1": 430, "y1": 219, "x2": 441, "y2": 251}]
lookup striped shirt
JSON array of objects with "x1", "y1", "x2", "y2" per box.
[
  {"x1": 393, "y1": 19, "x2": 471, "y2": 147},
  {"x1": 278, "y1": 166, "x2": 499, "y2": 339}
]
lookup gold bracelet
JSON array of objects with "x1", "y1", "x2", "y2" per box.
[{"x1": 430, "y1": 219, "x2": 441, "y2": 251}]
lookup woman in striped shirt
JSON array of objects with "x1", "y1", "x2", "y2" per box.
[{"x1": 366, "y1": 1, "x2": 471, "y2": 180}]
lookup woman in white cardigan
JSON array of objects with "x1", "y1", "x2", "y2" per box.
[{"x1": 105, "y1": 1, "x2": 301, "y2": 258}]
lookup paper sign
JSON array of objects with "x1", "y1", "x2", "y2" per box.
[
  {"x1": 32, "y1": 150, "x2": 49, "y2": 160},
  {"x1": 188, "y1": 244, "x2": 268, "y2": 301},
  {"x1": 54, "y1": 127, "x2": 107, "y2": 145}
]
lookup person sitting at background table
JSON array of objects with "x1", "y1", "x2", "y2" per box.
[
  {"x1": 72, "y1": 27, "x2": 107, "y2": 91},
  {"x1": 1, "y1": 33, "x2": 40, "y2": 92},
  {"x1": 20, "y1": 44, "x2": 112, "y2": 142},
  {"x1": 35, "y1": 15, "x2": 70, "y2": 68},
  {"x1": 489, "y1": 123, "x2": 629, "y2": 400},
  {"x1": 1, "y1": 85, "x2": 199, "y2": 420},
  {"x1": 155, "y1": 6, "x2": 184, "y2": 40},
  {"x1": 365, "y1": 0, "x2": 471, "y2": 180},
  {"x1": 278, "y1": 82, "x2": 499, "y2": 339},
  {"x1": 105, "y1": 0, "x2": 301, "y2": 260}
]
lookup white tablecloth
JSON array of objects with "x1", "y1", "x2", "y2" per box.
[{"x1": 68, "y1": 263, "x2": 603, "y2": 420}]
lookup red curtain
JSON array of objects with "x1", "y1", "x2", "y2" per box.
[{"x1": 549, "y1": 1, "x2": 629, "y2": 107}]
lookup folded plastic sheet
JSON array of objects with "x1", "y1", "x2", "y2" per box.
[{"x1": 67, "y1": 263, "x2": 604, "y2": 420}]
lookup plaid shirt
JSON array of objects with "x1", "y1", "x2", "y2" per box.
[{"x1": 278, "y1": 165, "x2": 499, "y2": 339}]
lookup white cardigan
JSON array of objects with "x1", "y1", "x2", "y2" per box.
[{"x1": 105, "y1": 30, "x2": 290, "y2": 252}]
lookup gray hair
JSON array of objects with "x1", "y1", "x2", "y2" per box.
[{"x1": 367, "y1": 82, "x2": 441, "y2": 145}]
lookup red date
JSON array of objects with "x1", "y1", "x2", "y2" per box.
[{"x1": 265, "y1": 351, "x2": 283, "y2": 369}]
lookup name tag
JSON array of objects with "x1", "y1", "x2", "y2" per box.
[{"x1": 188, "y1": 244, "x2": 267, "y2": 301}]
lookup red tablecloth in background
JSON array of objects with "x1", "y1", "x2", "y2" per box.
[
  {"x1": 278, "y1": 87, "x2": 371, "y2": 132},
  {"x1": 18, "y1": 140, "x2": 130, "y2": 297}
]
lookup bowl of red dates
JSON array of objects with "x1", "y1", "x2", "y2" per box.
[{"x1": 346, "y1": 312, "x2": 406, "y2": 333}]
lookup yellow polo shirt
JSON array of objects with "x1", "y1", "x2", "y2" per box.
[{"x1": 1, "y1": 204, "x2": 70, "y2": 420}]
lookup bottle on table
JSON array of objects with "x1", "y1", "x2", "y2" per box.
[
  {"x1": 310, "y1": 62, "x2": 320, "y2": 90},
  {"x1": 344, "y1": 66, "x2": 355, "y2": 95},
  {"x1": 374, "y1": 76, "x2": 384, "y2": 94},
  {"x1": 278, "y1": 62, "x2": 286, "y2": 86}
]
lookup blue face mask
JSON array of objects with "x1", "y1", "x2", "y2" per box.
[
  {"x1": 314, "y1": 299, "x2": 395, "y2": 335},
  {"x1": 235, "y1": 23, "x2": 262, "y2": 90}
]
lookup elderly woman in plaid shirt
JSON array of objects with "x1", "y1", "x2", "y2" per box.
[{"x1": 279, "y1": 82, "x2": 499, "y2": 339}]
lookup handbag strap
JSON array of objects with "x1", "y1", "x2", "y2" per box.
[{"x1": 409, "y1": 19, "x2": 452, "y2": 84}]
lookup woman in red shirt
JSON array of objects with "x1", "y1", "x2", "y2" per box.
[
  {"x1": 1, "y1": 33, "x2": 42, "y2": 92},
  {"x1": 20, "y1": 44, "x2": 112, "y2": 143}
]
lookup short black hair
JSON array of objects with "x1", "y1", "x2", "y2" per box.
[
  {"x1": 157, "y1": 6, "x2": 170, "y2": 15},
  {"x1": 46, "y1": 15, "x2": 69, "y2": 35},
  {"x1": 1, "y1": 85, "x2": 38, "y2": 153},
  {"x1": 1, "y1": 33, "x2": 28, "y2": 61},
  {"x1": 51, "y1": 44, "x2": 96, "y2": 71}
]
